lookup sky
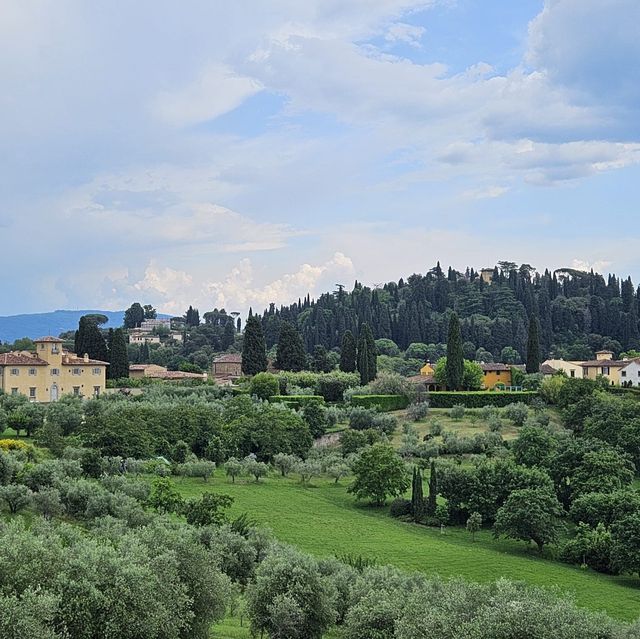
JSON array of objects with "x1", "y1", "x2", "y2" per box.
[{"x1": 1, "y1": 0, "x2": 639, "y2": 317}]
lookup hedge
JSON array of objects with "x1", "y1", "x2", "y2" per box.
[
  {"x1": 426, "y1": 391, "x2": 538, "y2": 408},
  {"x1": 351, "y1": 395, "x2": 410, "y2": 411},
  {"x1": 268, "y1": 395, "x2": 325, "y2": 409}
]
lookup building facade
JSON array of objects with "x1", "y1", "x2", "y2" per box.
[
  {"x1": 0, "y1": 336, "x2": 108, "y2": 402},
  {"x1": 212, "y1": 354, "x2": 242, "y2": 378},
  {"x1": 480, "y1": 363, "x2": 513, "y2": 390}
]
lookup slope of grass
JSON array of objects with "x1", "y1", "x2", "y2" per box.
[{"x1": 174, "y1": 474, "x2": 640, "y2": 622}]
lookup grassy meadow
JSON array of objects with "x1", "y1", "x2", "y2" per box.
[{"x1": 176, "y1": 473, "x2": 640, "y2": 624}]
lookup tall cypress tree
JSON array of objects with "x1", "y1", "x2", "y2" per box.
[
  {"x1": 526, "y1": 315, "x2": 541, "y2": 374},
  {"x1": 242, "y1": 315, "x2": 268, "y2": 376},
  {"x1": 411, "y1": 467, "x2": 426, "y2": 522},
  {"x1": 75, "y1": 316, "x2": 108, "y2": 361},
  {"x1": 221, "y1": 320, "x2": 236, "y2": 350},
  {"x1": 357, "y1": 323, "x2": 377, "y2": 384},
  {"x1": 445, "y1": 313, "x2": 464, "y2": 390},
  {"x1": 109, "y1": 328, "x2": 129, "y2": 379},
  {"x1": 339, "y1": 330, "x2": 357, "y2": 372},
  {"x1": 276, "y1": 322, "x2": 306, "y2": 372},
  {"x1": 427, "y1": 459, "x2": 437, "y2": 516}
]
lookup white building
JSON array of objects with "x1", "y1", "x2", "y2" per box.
[{"x1": 620, "y1": 359, "x2": 640, "y2": 387}]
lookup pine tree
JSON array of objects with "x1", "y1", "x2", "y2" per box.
[
  {"x1": 123, "y1": 303, "x2": 144, "y2": 329},
  {"x1": 427, "y1": 460, "x2": 437, "y2": 516},
  {"x1": 445, "y1": 313, "x2": 464, "y2": 390},
  {"x1": 340, "y1": 330, "x2": 357, "y2": 372},
  {"x1": 109, "y1": 328, "x2": 129, "y2": 379},
  {"x1": 242, "y1": 315, "x2": 268, "y2": 376},
  {"x1": 411, "y1": 467, "x2": 426, "y2": 522},
  {"x1": 526, "y1": 315, "x2": 541, "y2": 374},
  {"x1": 276, "y1": 322, "x2": 307, "y2": 372}
]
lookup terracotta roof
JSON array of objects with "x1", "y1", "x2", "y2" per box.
[
  {"x1": 129, "y1": 364, "x2": 150, "y2": 371},
  {"x1": 539, "y1": 363, "x2": 558, "y2": 375},
  {"x1": 34, "y1": 336, "x2": 64, "y2": 343},
  {"x1": 480, "y1": 363, "x2": 511, "y2": 372},
  {"x1": 63, "y1": 354, "x2": 109, "y2": 366},
  {"x1": 0, "y1": 353, "x2": 49, "y2": 366},
  {"x1": 581, "y1": 359, "x2": 627, "y2": 368},
  {"x1": 596, "y1": 350, "x2": 614, "y2": 355},
  {"x1": 213, "y1": 354, "x2": 242, "y2": 363},
  {"x1": 151, "y1": 370, "x2": 206, "y2": 380}
]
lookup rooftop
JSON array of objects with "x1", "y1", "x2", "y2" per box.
[
  {"x1": 34, "y1": 336, "x2": 64, "y2": 343},
  {"x1": 0, "y1": 353, "x2": 48, "y2": 366},
  {"x1": 213, "y1": 353, "x2": 242, "y2": 363}
]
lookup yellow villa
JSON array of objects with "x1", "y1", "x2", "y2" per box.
[
  {"x1": 580, "y1": 350, "x2": 627, "y2": 385},
  {"x1": 0, "y1": 336, "x2": 108, "y2": 402}
]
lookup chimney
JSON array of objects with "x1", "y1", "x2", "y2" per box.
[{"x1": 84, "y1": 353, "x2": 89, "y2": 363}]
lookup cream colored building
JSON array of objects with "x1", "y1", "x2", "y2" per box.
[
  {"x1": 541, "y1": 359, "x2": 584, "y2": 379},
  {"x1": 0, "y1": 336, "x2": 108, "y2": 402},
  {"x1": 128, "y1": 331, "x2": 161, "y2": 345},
  {"x1": 581, "y1": 350, "x2": 627, "y2": 385}
]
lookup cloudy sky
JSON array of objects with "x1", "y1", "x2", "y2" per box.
[{"x1": 1, "y1": 0, "x2": 639, "y2": 316}]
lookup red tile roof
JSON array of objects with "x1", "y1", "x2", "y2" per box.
[
  {"x1": 213, "y1": 354, "x2": 242, "y2": 363},
  {"x1": 63, "y1": 354, "x2": 109, "y2": 366},
  {"x1": 151, "y1": 370, "x2": 205, "y2": 380},
  {"x1": 34, "y1": 336, "x2": 64, "y2": 343},
  {"x1": 480, "y1": 363, "x2": 511, "y2": 372},
  {"x1": 0, "y1": 353, "x2": 49, "y2": 366},
  {"x1": 581, "y1": 359, "x2": 626, "y2": 368}
]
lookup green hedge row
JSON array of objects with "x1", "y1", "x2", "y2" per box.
[
  {"x1": 351, "y1": 395, "x2": 410, "y2": 411},
  {"x1": 427, "y1": 391, "x2": 538, "y2": 408},
  {"x1": 268, "y1": 395, "x2": 325, "y2": 409}
]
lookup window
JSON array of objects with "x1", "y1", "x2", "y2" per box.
[
  {"x1": 602, "y1": 366, "x2": 610, "y2": 376},
  {"x1": 622, "y1": 371, "x2": 627, "y2": 378},
  {"x1": 39, "y1": 344, "x2": 45, "y2": 350},
  {"x1": 93, "y1": 386, "x2": 101, "y2": 397},
  {"x1": 72, "y1": 368, "x2": 81, "y2": 376},
  {"x1": 10, "y1": 368, "x2": 19, "y2": 376},
  {"x1": 29, "y1": 387, "x2": 36, "y2": 399},
  {"x1": 51, "y1": 368, "x2": 60, "y2": 376},
  {"x1": 73, "y1": 386, "x2": 81, "y2": 396},
  {"x1": 92, "y1": 367, "x2": 101, "y2": 375},
  {"x1": 570, "y1": 370, "x2": 575, "y2": 378},
  {"x1": 29, "y1": 368, "x2": 36, "y2": 376},
  {"x1": 11, "y1": 388, "x2": 18, "y2": 395},
  {"x1": 51, "y1": 346, "x2": 59, "y2": 354}
]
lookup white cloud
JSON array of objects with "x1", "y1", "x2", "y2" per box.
[
  {"x1": 151, "y1": 64, "x2": 263, "y2": 127},
  {"x1": 385, "y1": 22, "x2": 426, "y2": 47},
  {"x1": 570, "y1": 259, "x2": 613, "y2": 274},
  {"x1": 461, "y1": 185, "x2": 509, "y2": 200}
]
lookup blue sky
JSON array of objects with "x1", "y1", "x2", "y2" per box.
[{"x1": 1, "y1": 0, "x2": 639, "y2": 316}]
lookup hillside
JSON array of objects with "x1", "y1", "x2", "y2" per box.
[
  {"x1": 0, "y1": 309, "x2": 126, "y2": 343},
  {"x1": 259, "y1": 263, "x2": 640, "y2": 362}
]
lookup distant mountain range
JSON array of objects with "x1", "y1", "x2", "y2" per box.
[{"x1": 0, "y1": 310, "x2": 128, "y2": 343}]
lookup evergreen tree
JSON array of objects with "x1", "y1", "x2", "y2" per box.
[
  {"x1": 184, "y1": 306, "x2": 200, "y2": 327},
  {"x1": 275, "y1": 322, "x2": 307, "y2": 372},
  {"x1": 221, "y1": 320, "x2": 236, "y2": 350},
  {"x1": 357, "y1": 323, "x2": 377, "y2": 384},
  {"x1": 339, "y1": 330, "x2": 357, "y2": 373},
  {"x1": 109, "y1": 328, "x2": 129, "y2": 379},
  {"x1": 75, "y1": 316, "x2": 108, "y2": 361},
  {"x1": 427, "y1": 460, "x2": 437, "y2": 516},
  {"x1": 526, "y1": 315, "x2": 541, "y2": 374},
  {"x1": 445, "y1": 313, "x2": 464, "y2": 390},
  {"x1": 242, "y1": 315, "x2": 268, "y2": 376},
  {"x1": 123, "y1": 303, "x2": 144, "y2": 329},
  {"x1": 411, "y1": 467, "x2": 426, "y2": 522},
  {"x1": 312, "y1": 345, "x2": 331, "y2": 373},
  {"x1": 140, "y1": 341, "x2": 150, "y2": 363}
]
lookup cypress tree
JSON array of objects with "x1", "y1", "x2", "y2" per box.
[
  {"x1": 411, "y1": 467, "x2": 426, "y2": 522},
  {"x1": 242, "y1": 315, "x2": 268, "y2": 376},
  {"x1": 123, "y1": 303, "x2": 144, "y2": 329},
  {"x1": 221, "y1": 320, "x2": 236, "y2": 350},
  {"x1": 276, "y1": 322, "x2": 307, "y2": 372},
  {"x1": 526, "y1": 315, "x2": 541, "y2": 374},
  {"x1": 75, "y1": 316, "x2": 107, "y2": 361},
  {"x1": 340, "y1": 330, "x2": 357, "y2": 372},
  {"x1": 357, "y1": 323, "x2": 377, "y2": 384},
  {"x1": 140, "y1": 341, "x2": 150, "y2": 363},
  {"x1": 427, "y1": 460, "x2": 437, "y2": 516},
  {"x1": 109, "y1": 328, "x2": 129, "y2": 379},
  {"x1": 445, "y1": 313, "x2": 464, "y2": 390}
]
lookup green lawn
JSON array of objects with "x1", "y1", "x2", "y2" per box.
[{"x1": 174, "y1": 474, "x2": 640, "y2": 622}]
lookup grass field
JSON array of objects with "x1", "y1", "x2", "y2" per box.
[{"x1": 174, "y1": 473, "x2": 640, "y2": 624}]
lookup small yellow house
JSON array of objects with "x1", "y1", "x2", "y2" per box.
[
  {"x1": 419, "y1": 362, "x2": 435, "y2": 377},
  {"x1": 480, "y1": 363, "x2": 512, "y2": 390},
  {"x1": 0, "y1": 336, "x2": 108, "y2": 402}
]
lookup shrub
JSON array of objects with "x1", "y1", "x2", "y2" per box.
[
  {"x1": 406, "y1": 402, "x2": 430, "y2": 422},
  {"x1": 449, "y1": 404, "x2": 466, "y2": 420},
  {"x1": 0, "y1": 439, "x2": 32, "y2": 453},
  {"x1": 348, "y1": 407, "x2": 377, "y2": 431},
  {"x1": 488, "y1": 416, "x2": 503, "y2": 432},
  {"x1": 535, "y1": 411, "x2": 551, "y2": 427},
  {"x1": 350, "y1": 395, "x2": 409, "y2": 412},
  {"x1": 268, "y1": 396, "x2": 325, "y2": 410},
  {"x1": 389, "y1": 497, "x2": 412, "y2": 518},
  {"x1": 368, "y1": 373, "x2": 416, "y2": 401},
  {"x1": 250, "y1": 373, "x2": 279, "y2": 401},
  {"x1": 371, "y1": 413, "x2": 398, "y2": 436},
  {"x1": 429, "y1": 420, "x2": 443, "y2": 436},
  {"x1": 503, "y1": 402, "x2": 529, "y2": 427},
  {"x1": 427, "y1": 391, "x2": 538, "y2": 408}
]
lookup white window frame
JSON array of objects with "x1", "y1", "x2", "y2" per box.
[
  {"x1": 72, "y1": 368, "x2": 82, "y2": 376},
  {"x1": 10, "y1": 368, "x2": 19, "y2": 376},
  {"x1": 51, "y1": 368, "x2": 60, "y2": 376}
]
